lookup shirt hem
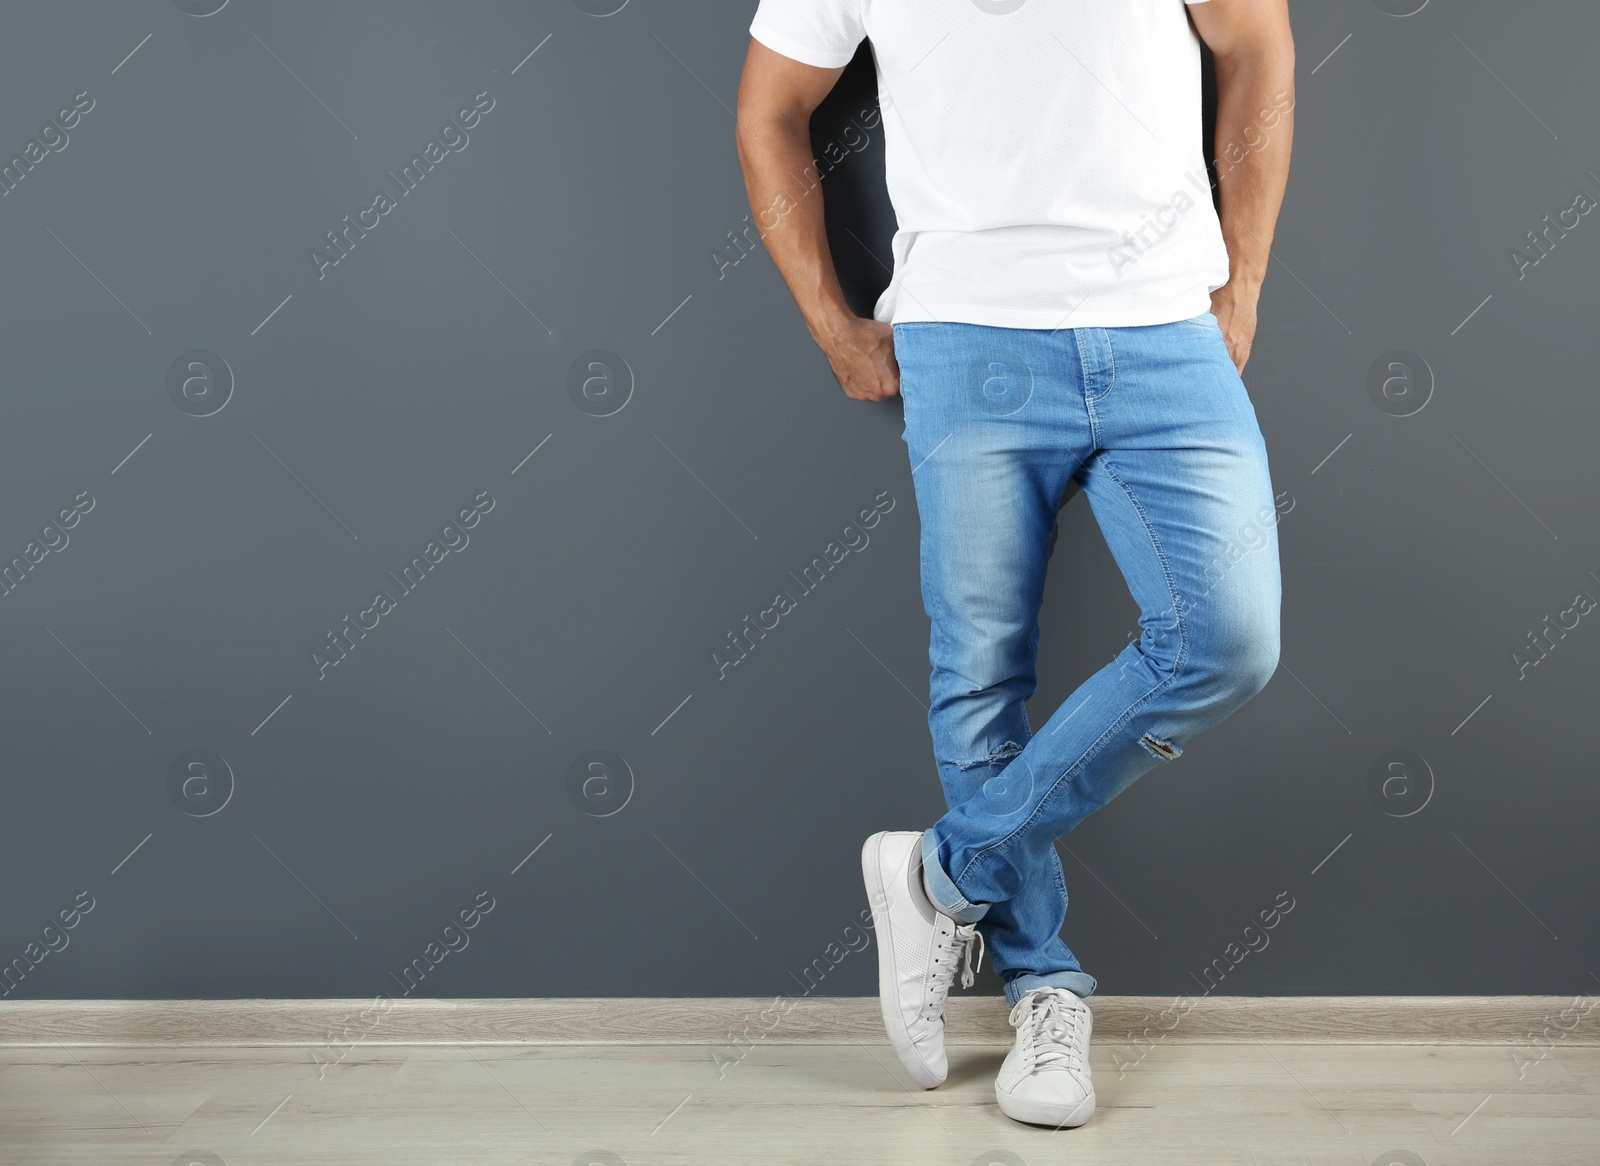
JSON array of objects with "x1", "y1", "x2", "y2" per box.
[{"x1": 883, "y1": 293, "x2": 1218, "y2": 331}]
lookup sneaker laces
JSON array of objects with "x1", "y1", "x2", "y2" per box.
[
  {"x1": 1009, "y1": 987, "x2": 1088, "y2": 1074},
  {"x1": 926, "y1": 919, "x2": 985, "y2": 1012}
]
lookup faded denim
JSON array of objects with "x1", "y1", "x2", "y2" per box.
[{"x1": 894, "y1": 311, "x2": 1283, "y2": 1006}]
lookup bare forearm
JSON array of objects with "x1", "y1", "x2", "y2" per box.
[
  {"x1": 1211, "y1": 58, "x2": 1295, "y2": 296},
  {"x1": 735, "y1": 116, "x2": 856, "y2": 347}
]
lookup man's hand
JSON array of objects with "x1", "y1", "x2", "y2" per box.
[
  {"x1": 819, "y1": 316, "x2": 900, "y2": 401},
  {"x1": 1209, "y1": 284, "x2": 1260, "y2": 375}
]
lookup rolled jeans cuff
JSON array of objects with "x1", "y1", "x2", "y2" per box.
[
  {"x1": 1005, "y1": 970, "x2": 1098, "y2": 1005},
  {"x1": 920, "y1": 828, "x2": 989, "y2": 925}
]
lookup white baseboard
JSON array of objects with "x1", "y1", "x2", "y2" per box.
[{"x1": 1, "y1": 995, "x2": 1590, "y2": 1048}]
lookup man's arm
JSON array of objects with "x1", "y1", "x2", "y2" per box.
[
  {"x1": 735, "y1": 40, "x2": 899, "y2": 401},
  {"x1": 1188, "y1": 0, "x2": 1295, "y2": 374}
]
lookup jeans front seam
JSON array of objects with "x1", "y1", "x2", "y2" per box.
[
  {"x1": 1086, "y1": 327, "x2": 1117, "y2": 404},
  {"x1": 1072, "y1": 329, "x2": 1103, "y2": 449}
]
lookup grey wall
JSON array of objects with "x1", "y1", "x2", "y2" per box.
[{"x1": 1, "y1": 0, "x2": 1595, "y2": 1004}]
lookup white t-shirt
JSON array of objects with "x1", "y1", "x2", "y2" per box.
[{"x1": 749, "y1": 0, "x2": 1232, "y2": 329}]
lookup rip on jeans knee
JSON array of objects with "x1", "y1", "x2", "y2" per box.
[
  {"x1": 1139, "y1": 732, "x2": 1181, "y2": 761},
  {"x1": 955, "y1": 740, "x2": 1025, "y2": 771}
]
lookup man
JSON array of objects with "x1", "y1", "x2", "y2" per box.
[{"x1": 735, "y1": 0, "x2": 1294, "y2": 1129}]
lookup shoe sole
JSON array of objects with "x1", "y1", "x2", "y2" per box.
[
  {"x1": 861, "y1": 831, "x2": 944, "y2": 1089},
  {"x1": 996, "y1": 1086, "x2": 1097, "y2": 1128}
]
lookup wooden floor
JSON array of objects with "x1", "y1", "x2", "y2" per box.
[{"x1": 3, "y1": 1039, "x2": 1596, "y2": 1165}]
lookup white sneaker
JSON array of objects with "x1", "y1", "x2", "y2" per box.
[
  {"x1": 860, "y1": 830, "x2": 985, "y2": 1089},
  {"x1": 995, "y1": 986, "x2": 1096, "y2": 1127}
]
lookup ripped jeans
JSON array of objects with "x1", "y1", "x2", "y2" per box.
[{"x1": 894, "y1": 313, "x2": 1283, "y2": 1005}]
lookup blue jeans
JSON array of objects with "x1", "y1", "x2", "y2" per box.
[{"x1": 894, "y1": 312, "x2": 1283, "y2": 1006}]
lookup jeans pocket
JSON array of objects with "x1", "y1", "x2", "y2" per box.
[{"x1": 1178, "y1": 311, "x2": 1222, "y2": 333}]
